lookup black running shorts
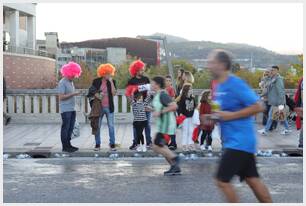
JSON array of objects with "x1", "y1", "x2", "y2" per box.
[{"x1": 216, "y1": 148, "x2": 259, "y2": 183}]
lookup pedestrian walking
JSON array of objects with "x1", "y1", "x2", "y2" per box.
[
  {"x1": 178, "y1": 84, "x2": 197, "y2": 151},
  {"x1": 205, "y1": 49, "x2": 272, "y2": 203},
  {"x1": 58, "y1": 62, "x2": 82, "y2": 153},
  {"x1": 259, "y1": 70, "x2": 278, "y2": 130},
  {"x1": 199, "y1": 91, "x2": 214, "y2": 151},
  {"x1": 150, "y1": 76, "x2": 181, "y2": 175},
  {"x1": 258, "y1": 66, "x2": 291, "y2": 135},
  {"x1": 87, "y1": 63, "x2": 117, "y2": 151},
  {"x1": 126, "y1": 60, "x2": 152, "y2": 150}
]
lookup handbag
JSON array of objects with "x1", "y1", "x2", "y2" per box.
[
  {"x1": 192, "y1": 109, "x2": 200, "y2": 125},
  {"x1": 272, "y1": 105, "x2": 289, "y2": 121},
  {"x1": 71, "y1": 118, "x2": 80, "y2": 139},
  {"x1": 212, "y1": 124, "x2": 220, "y2": 140}
]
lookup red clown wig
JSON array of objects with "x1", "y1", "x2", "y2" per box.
[
  {"x1": 60, "y1": 61, "x2": 82, "y2": 78},
  {"x1": 97, "y1": 63, "x2": 116, "y2": 77},
  {"x1": 129, "y1": 60, "x2": 145, "y2": 77}
]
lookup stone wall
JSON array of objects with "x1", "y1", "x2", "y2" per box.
[{"x1": 3, "y1": 53, "x2": 57, "y2": 89}]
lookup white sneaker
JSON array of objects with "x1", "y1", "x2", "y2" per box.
[
  {"x1": 258, "y1": 129, "x2": 267, "y2": 135},
  {"x1": 136, "y1": 145, "x2": 142, "y2": 152},
  {"x1": 281, "y1": 129, "x2": 292, "y2": 135},
  {"x1": 200, "y1": 145, "x2": 206, "y2": 151},
  {"x1": 142, "y1": 145, "x2": 147, "y2": 152},
  {"x1": 207, "y1": 146, "x2": 213, "y2": 151}
]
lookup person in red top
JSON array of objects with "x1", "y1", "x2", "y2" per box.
[
  {"x1": 199, "y1": 90, "x2": 214, "y2": 151},
  {"x1": 294, "y1": 77, "x2": 303, "y2": 148},
  {"x1": 165, "y1": 75, "x2": 176, "y2": 99}
]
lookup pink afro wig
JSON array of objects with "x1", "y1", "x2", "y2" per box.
[
  {"x1": 97, "y1": 63, "x2": 116, "y2": 77},
  {"x1": 129, "y1": 60, "x2": 145, "y2": 77},
  {"x1": 60, "y1": 61, "x2": 82, "y2": 78}
]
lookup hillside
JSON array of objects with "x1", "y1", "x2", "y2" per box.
[{"x1": 167, "y1": 40, "x2": 299, "y2": 68}]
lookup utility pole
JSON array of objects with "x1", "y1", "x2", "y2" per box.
[
  {"x1": 137, "y1": 35, "x2": 176, "y2": 90},
  {"x1": 163, "y1": 37, "x2": 176, "y2": 90}
]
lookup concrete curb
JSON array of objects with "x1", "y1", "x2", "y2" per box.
[{"x1": 3, "y1": 148, "x2": 303, "y2": 158}]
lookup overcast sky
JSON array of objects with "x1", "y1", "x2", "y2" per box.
[{"x1": 36, "y1": 3, "x2": 303, "y2": 55}]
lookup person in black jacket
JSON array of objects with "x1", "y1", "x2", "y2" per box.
[
  {"x1": 178, "y1": 83, "x2": 197, "y2": 151},
  {"x1": 3, "y1": 77, "x2": 11, "y2": 125},
  {"x1": 87, "y1": 64, "x2": 117, "y2": 151}
]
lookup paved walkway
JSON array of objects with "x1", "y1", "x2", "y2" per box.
[{"x1": 3, "y1": 122, "x2": 301, "y2": 155}]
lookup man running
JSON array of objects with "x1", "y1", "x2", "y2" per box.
[{"x1": 205, "y1": 49, "x2": 272, "y2": 203}]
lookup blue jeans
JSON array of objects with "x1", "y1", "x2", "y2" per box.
[
  {"x1": 95, "y1": 107, "x2": 115, "y2": 145},
  {"x1": 264, "y1": 107, "x2": 289, "y2": 132},
  {"x1": 60, "y1": 111, "x2": 76, "y2": 149},
  {"x1": 133, "y1": 111, "x2": 152, "y2": 145}
]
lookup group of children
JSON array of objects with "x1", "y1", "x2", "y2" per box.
[{"x1": 130, "y1": 73, "x2": 216, "y2": 152}]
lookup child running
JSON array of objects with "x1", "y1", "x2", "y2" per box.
[
  {"x1": 150, "y1": 76, "x2": 181, "y2": 175},
  {"x1": 131, "y1": 91, "x2": 151, "y2": 152},
  {"x1": 199, "y1": 91, "x2": 214, "y2": 151},
  {"x1": 178, "y1": 84, "x2": 197, "y2": 151}
]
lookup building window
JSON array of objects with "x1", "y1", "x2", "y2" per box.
[{"x1": 19, "y1": 16, "x2": 27, "y2": 31}]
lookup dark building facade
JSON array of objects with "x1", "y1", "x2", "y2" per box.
[{"x1": 61, "y1": 37, "x2": 159, "y2": 66}]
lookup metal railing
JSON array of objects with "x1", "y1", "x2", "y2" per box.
[
  {"x1": 4, "y1": 45, "x2": 56, "y2": 59},
  {"x1": 5, "y1": 89, "x2": 296, "y2": 115}
]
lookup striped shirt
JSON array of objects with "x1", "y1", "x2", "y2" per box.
[{"x1": 132, "y1": 96, "x2": 151, "y2": 122}]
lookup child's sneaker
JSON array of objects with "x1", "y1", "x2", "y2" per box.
[
  {"x1": 200, "y1": 145, "x2": 206, "y2": 151},
  {"x1": 136, "y1": 145, "x2": 142, "y2": 152},
  {"x1": 258, "y1": 128, "x2": 267, "y2": 135},
  {"x1": 182, "y1": 145, "x2": 188, "y2": 152},
  {"x1": 142, "y1": 144, "x2": 147, "y2": 152},
  {"x1": 207, "y1": 145, "x2": 213, "y2": 151},
  {"x1": 281, "y1": 129, "x2": 292, "y2": 135}
]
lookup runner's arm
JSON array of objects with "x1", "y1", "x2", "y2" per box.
[{"x1": 216, "y1": 101, "x2": 264, "y2": 121}]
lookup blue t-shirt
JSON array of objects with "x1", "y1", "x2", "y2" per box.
[{"x1": 216, "y1": 75, "x2": 259, "y2": 154}]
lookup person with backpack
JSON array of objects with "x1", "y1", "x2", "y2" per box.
[{"x1": 150, "y1": 76, "x2": 181, "y2": 176}]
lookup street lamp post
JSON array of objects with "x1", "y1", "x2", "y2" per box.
[{"x1": 137, "y1": 35, "x2": 176, "y2": 90}]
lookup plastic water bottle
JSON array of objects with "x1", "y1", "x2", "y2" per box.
[
  {"x1": 190, "y1": 153, "x2": 197, "y2": 160},
  {"x1": 207, "y1": 153, "x2": 213, "y2": 157},
  {"x1": 179, "y1": 153, "x2": 185, "y2": 157},
  {"x1": 61, "y1": 154, "x2": 69, "y2": 157},
  {"x1": 273, "y1": 154, "x2": 280, "y2": 157},
  {"x1": 3, "y1": 154, "x2": 10, "y2": 160},
  {"x1": 54, "y1": 153, "x2": 61, "y2": 158},
  {"x1": 134, "y1": 153, "x2": 140, "y2": 157},
  {"x1": 281, "y1": 152, "x2": 288, "y2": 157}
]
